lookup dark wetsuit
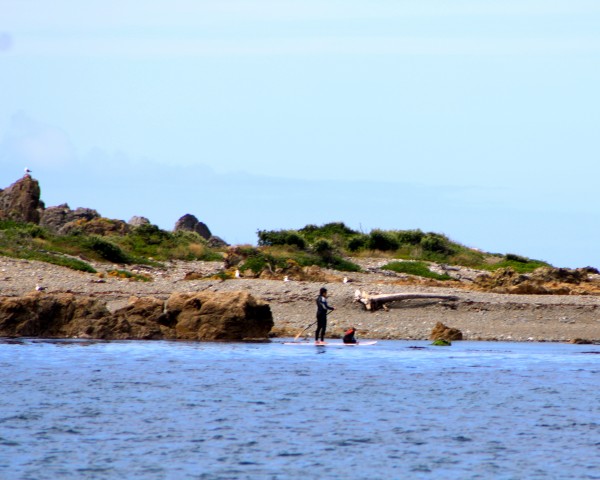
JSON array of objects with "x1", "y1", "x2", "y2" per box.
[
  {"x1": 343, "y1": 329, "x2": 357, "y2": 344},
  {"x1": 315, "y1": 295, "x2": 334, "y2": 342}
]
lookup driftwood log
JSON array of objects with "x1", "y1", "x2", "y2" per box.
[{"x1": 354, "y1": 289, "x2": 459, "y2": 311}]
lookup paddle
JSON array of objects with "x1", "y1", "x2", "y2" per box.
[
  {"x1": 293, "y1": 311, "x2": 332, "y2": 342},
  {"x1": 293, "y1": 321, "x2": 316, "y2": 341}
]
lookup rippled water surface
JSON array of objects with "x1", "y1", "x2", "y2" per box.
[{"x1": 1, "y1": 339, "x2": 599, "y2": 479}]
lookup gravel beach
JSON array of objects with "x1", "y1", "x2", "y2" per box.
[{"x1": 1, "y1": 256, "x2": 600, "y2": 343}]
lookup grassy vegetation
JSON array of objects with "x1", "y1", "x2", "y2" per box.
[
  {"x1": 478, "y1": 253, "x2": 549, "y2": 274},
  {"x1": 0, "y1": 220, "x2": 222, "y2": 272},
  {"x1": 0, "y1": 220, "x2": 97, "y2": 272},
  {"x1": 257, "y1": 222, "x2": 552, "y2": 278},
  {"x1": 0, "y1": 219, "x2": 551, "y2": 280},
  {"x1": 111, "y1": 225, "x2": 222, "y2": 262},
  {"x1": 381, "y1": 261, "x2": 453, "y2": 281},
  {"x1": 238, "y1": 245, "x2": 361, "y2": 275}
]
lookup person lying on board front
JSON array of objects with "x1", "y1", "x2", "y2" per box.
[{"x1": 343, "y1": 327, "x2": 357, "y2": 344}]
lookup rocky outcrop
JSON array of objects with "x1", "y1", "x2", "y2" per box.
[
  {"x1": 569, "y1": 338, "x2": 594, "y2": 345},
  {"x1": 92, "y1": 296, "x2": 170, "y2": 340},
  {"x1": 0, "y1": 175, "x2": 43, "y2": 224},
  {"x1": 40, "y1": 204, "x2": 100, "y2": 234},
  {"x1": 174, "y1": 214, "x2": 212, "y2": 239},
  {"x1": 0, "y1": 293, "x2": 109, "y2": 337},
  {"x1": 207, "y1": 236, "x2": 228, "y2": 248},
  {"x1": 1, "y1": 177, "x2": 226, "y2": 242},
  {"x1": 166, "y1": 291, "x2": 273, "y2": 340},
  {"x1": 474, "y1": 267, "x2": 600, "y2": 295},
  {"x1": 63, "y1": 217, "x2": 131, "y2": 236},
  {"x1": 128, "y1": 216, "x2": 151, "y2": 227},
  {"x1": 429, "y1": 321, "x2": 463, "y2": 341},
  {"x1": 40, "y1": 205, "x2": 131, "y2": 236},
  {"x1": 0, "y1": 291, "x2": 273, "y2": 341}
]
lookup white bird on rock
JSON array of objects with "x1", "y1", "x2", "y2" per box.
[
  {"x1": 235, "y1": 269, "x2": 241, "y2": 278},
  {"x1": 24, "y1": 167, "x2": 32, "y2": 176},
  {"x1": 283, "y1": 276, "x2": 289, "y2": 282},
  {"x1": 35, "y1": 284, "x2": 46, "y2": 292}
]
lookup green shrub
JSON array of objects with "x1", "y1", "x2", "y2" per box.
[
  {"x1": 241, "y1": 255, "x2": 268, "y2": 274},
  {"x1": 326, "y1": 256, "x2": 361, "y2": 272},
  {"x1": 84, "y1": 236, "x2": 131, "y2": 263},
  {"x1": 397, "y1": 229, "x2": 424, "y2": 245},
  {"x1": 346, "y1": 234, "x2": 368, "y2": 252},
  {"x1": 298, "y1": 222, "x2": 358, "y2": 245},
  {"x1": 129, "y1": 224, "x2": 172, "y2": 245},
  {"x1": 257, "y1": 229, "x2": 306, "y2": 249},
  {"x1": 284, "y1": 232, "x2": 306, "y2": 249},
  {"x1": 505, "y1": 253, "x2": 530, "y2": 263},
  {"x1": 367, "y1": 230, "x2": 399, "y2": 251},
  {"x1": 420, "y1": 233, "x2": 454, "y2": 255},
  {"x1": 312, "y1": 238, "x2": 334, "y2": 256},
  {"x1": 240, "y1": 252, "x2": 286, "y2": 274}
]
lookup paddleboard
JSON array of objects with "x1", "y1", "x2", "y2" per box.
[{"x1": 283, "y1": 341, "x2": 377, "y2": 347}]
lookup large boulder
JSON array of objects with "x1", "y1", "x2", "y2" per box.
[
  {"x1": 90, "y1": 296, "x2": 170, "y2": 340},
  {"x1": 0, "y1": 175, "x2": 43, "y2": 224},
  {"x1": 0, "y1": 293, "x2": 109, "y2": 337},
  {"x1": 0, "y1": 291, "x2": 273, "y2": 341},
  {"x1": 174, "y1": 213, "x2": 212, "y2": 239},
  {"x1": 166, "y1": 291, "x2": 273, "y2": 340},
  {"x1": 430, "y1": 321, "x2": 463, "y2": 341}
]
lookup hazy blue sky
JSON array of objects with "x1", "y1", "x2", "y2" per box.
[{"x1": 1, "y1": 1, "x2": 599, "y2": 267}]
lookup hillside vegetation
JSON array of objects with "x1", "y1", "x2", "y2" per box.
[
  {"x1": 0, "y1": 220, "x2": 221, "y2": 273},
  {"x1": 257, "y1": 222, "x2": 549, "y2": 274},
  {"x1": 0, "y1": 220, "x2": 549, "y2": 280}
]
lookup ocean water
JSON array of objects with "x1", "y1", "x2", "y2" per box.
[{"x1": 0, "y1": 338, "x2": 599, "y2": 480}]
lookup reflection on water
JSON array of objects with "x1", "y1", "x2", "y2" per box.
[{"x1": 0, "y1": 339, "x2": 599, "y2": 479}]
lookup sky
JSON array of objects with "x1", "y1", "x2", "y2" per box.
[{"x1": 1, "y1": 0, "x2": 599, "y2": 268}]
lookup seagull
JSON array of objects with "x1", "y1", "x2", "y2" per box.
[
  {"x1": 235, "y1": 269, "x2": 241, "y2": 278},
  {"x1": 283, "y1": 276, "x2": 289, "y2": 282},
  {"x1": 24, "y1": 167, "x2": 32, "y2": 176},
  {"x1": 343, "y1": 277, "x2": 349, "y2": 283},
  {"x1": 35, "y1": 284, "x2": 46, "y2": 292}
]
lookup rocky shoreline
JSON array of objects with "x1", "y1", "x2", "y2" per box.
[{"x1": 2, "y1": 256, "x2": 600, "y2": 343}]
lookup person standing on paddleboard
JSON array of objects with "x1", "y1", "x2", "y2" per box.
[{"x1": 315, "y1": 287, "x2": 335, "y2": 344}]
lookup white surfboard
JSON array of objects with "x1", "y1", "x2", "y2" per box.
[{"x1": 283, "y1": 341, "x2": 377, "y2": 347}]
